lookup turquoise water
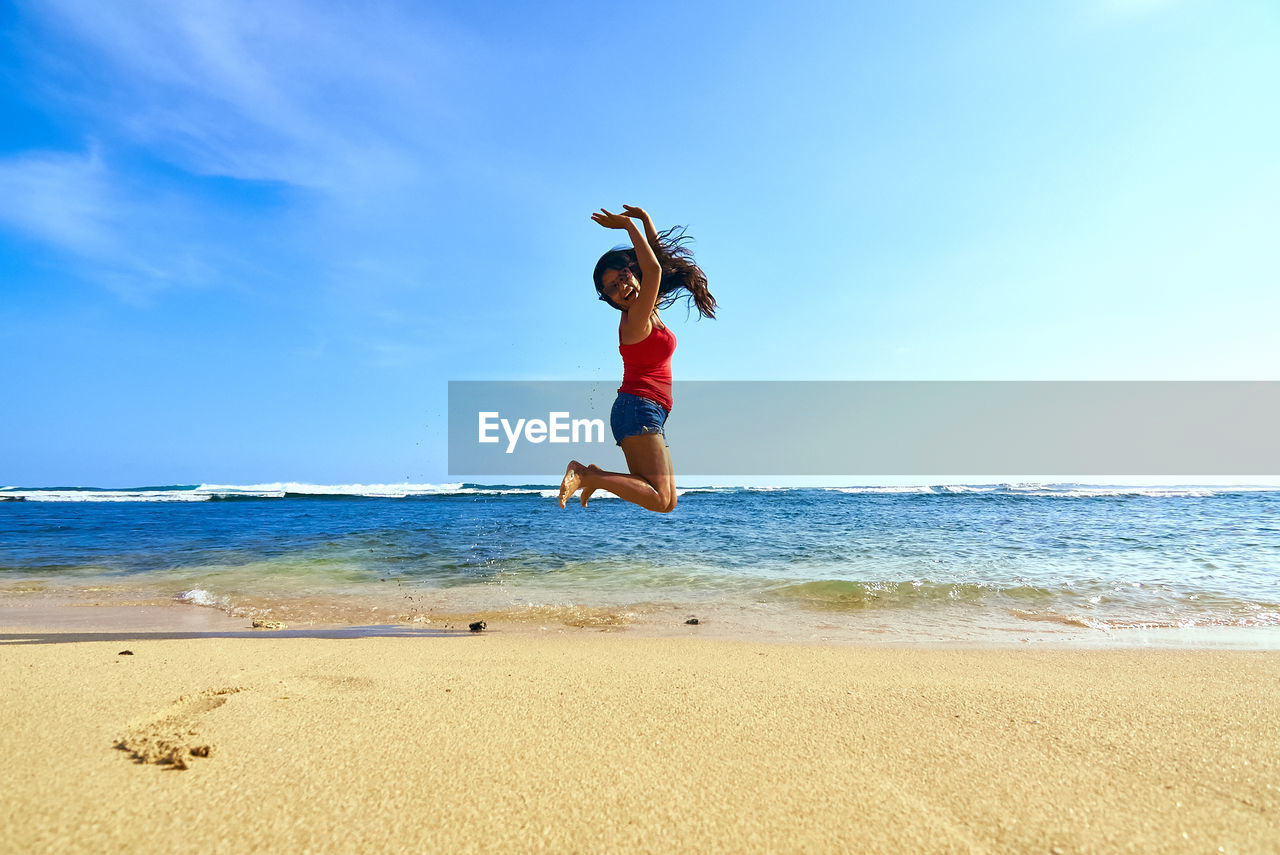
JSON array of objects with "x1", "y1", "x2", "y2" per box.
[{"x1": 2, "y1": 483, "x2": 1278, "y2": 644}]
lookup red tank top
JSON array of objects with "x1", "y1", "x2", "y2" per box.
[{"x1": 618, "y1": 322, "x2": 676, "y2": 411}]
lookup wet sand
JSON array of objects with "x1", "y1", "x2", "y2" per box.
[{"x1": 2, "y1": 621, "x2": 1278, "y2": 853}]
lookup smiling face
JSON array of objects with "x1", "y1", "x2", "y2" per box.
[{"x1": 599, "y1": 266, "x2": 640, "y2": 310}]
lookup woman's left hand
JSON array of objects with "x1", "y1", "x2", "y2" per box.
[
  {"x1": 621, "y1": 204, "x2": 652, "y2": 224},
  {"x1": 591, "y1": 208, "x2": 633, "y2": 230}
]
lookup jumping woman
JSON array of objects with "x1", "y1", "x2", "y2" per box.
[{"x1": 558, "y1": 204, "x2": 716, "y2": 513}]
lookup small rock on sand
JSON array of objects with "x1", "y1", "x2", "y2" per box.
[{"x1": 251, "y1": 619, "x2": 287, "y2": 630}]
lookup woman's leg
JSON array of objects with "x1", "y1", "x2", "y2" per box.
[{"x1": 558, "y1": 434, "x2": 677, "y2": 513}]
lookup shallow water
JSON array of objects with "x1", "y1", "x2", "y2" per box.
[{"x1": 2, "y1": 483, "x2": 1278, "y2": 645}]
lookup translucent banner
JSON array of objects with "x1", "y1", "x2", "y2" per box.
[{"x1": 448, "y1": 381, "x2": 1280, "y2": 476}]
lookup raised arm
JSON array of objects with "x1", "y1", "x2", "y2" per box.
[
  {"x1": 622, "y1": 204, "x2": 660, "y2": 248},
  {"x1": 591, "y1": 207, "x2": 662, "y2": 318}
]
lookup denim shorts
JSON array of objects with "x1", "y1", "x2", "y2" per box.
[{"x1": 610, "y1": 392, "x2": 669, "y2": 446}]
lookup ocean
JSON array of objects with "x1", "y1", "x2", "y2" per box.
[{"x1": 2, "y1": 482, "x2": 1278, "y2": 646}]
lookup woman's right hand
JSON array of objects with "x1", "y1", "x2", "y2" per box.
[{"x1": 591, "y1": 208, "x2": 634, "y2": 230}]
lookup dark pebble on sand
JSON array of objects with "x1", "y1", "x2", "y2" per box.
[
  {"x1": 469, "y1": 621, "x2": 486, "y2": 632},
  {"x1": 118, "y1": 650, "x2": 134, "y2": 655},
  {"x1": 685, "y1": 618, "x2": 700, "y2": 625}
]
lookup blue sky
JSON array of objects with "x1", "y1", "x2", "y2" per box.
[{"x1": 2, "y1": 0, "x2": 1277, "y2": 486}]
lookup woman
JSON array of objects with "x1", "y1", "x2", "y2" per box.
[{"x1": 558, "y1": 204, "x2": 716, "y2": 513}]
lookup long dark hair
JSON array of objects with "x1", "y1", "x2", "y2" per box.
[{"x1": 593, "y1": 225, "x2": 716, "y2": 319}]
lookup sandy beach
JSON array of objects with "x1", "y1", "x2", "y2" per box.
[{"x1": 1, "y1": 615, "x2": 1277, "y2": 854}]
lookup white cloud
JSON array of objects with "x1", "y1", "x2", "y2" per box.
[
  {"x1": 3, "y1": 0, "x2": 498, "y2": 301},
  {"x1": 0, "y1": 148, "x2": 114, "y2": 255},
  {"x1": 34, "y1": 0, "x2": 472, "y2": 193},
  {"x1": 0, "y1": 147, "x2": 229, "y2": 302},
  {"x1": 6, "y1": 0, "x2": 555, "y2": 332}
]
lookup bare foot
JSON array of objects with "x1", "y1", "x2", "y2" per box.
[
  {"x1": 579, "y1": 464, "x2": 603, "y2": 507},
  {"x1": 558, "y1": 461, "x2": 583, "y2": 509}
]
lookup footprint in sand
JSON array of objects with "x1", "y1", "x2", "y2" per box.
[{"x1": 115, "y1": 687, "x2": 245, "y2": 770}]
